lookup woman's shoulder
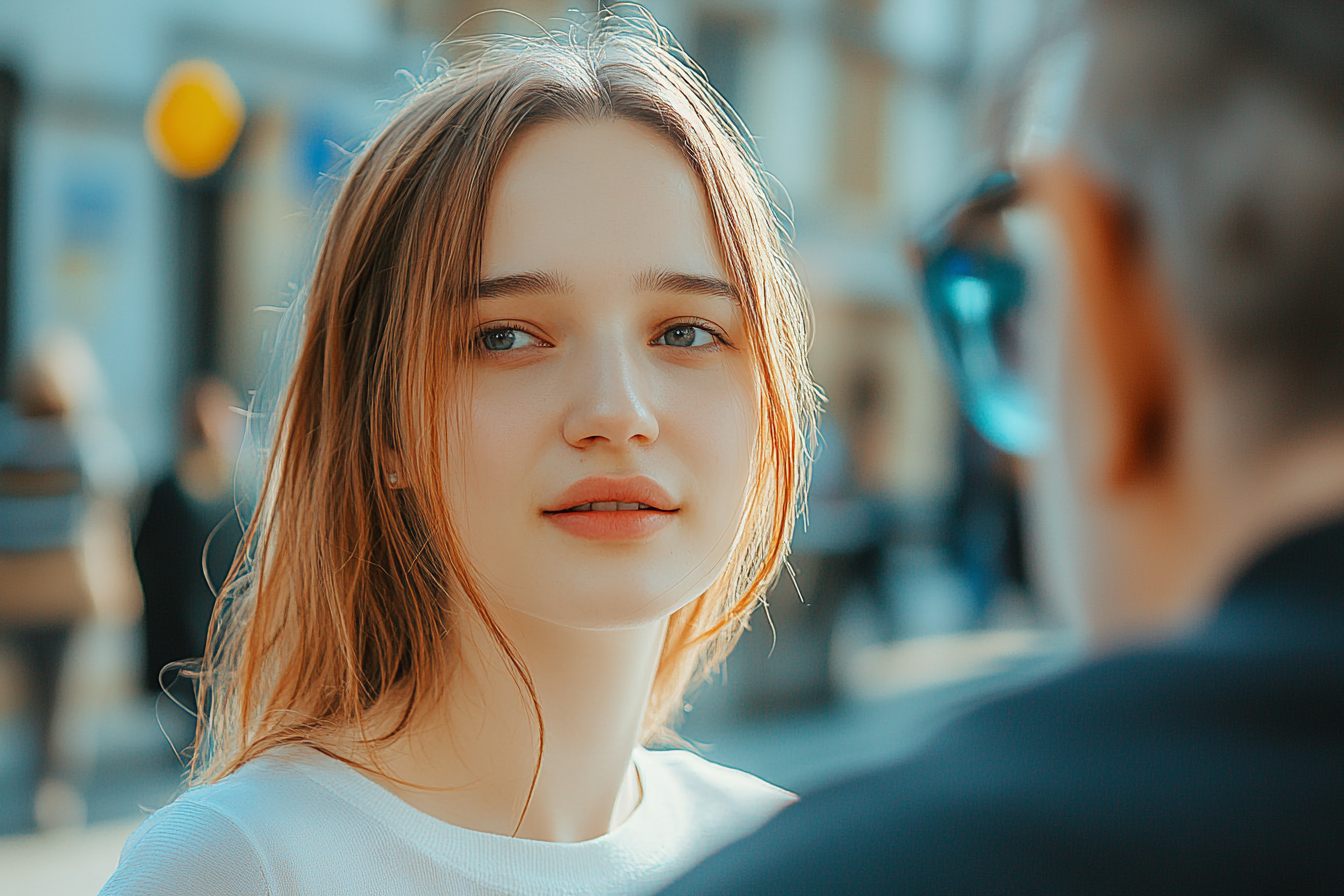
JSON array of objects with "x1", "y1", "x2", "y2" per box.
[
  {"x1": 640, "y1": 746, "x2": 794, "y2": 801},
  {"x1": 99, "y1": 794, "x2": 273, "y2": 894},
  {"x1": 636, "y1": 747, "x2": 796, "y2": 833},
  {"x1": 98, "y1": 748, "x2": 359, "y2": 895},
  {"x1": 141, "y1": 748, "x2": 329, "y2": 830}
]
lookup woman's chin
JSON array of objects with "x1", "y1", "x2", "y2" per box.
[{"x1": 500, "y1": 584, "x2": 708, "y2": 631}]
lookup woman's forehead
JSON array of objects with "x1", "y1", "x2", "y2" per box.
[{"x1": 479, "y1": 118, "x2": 727, "y2": 285}]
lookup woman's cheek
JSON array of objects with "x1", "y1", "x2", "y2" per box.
[
  {"x1": 470, "y1": 373, "x2": 549, "y2": 448},
  {"x1": 452, "y1": 378, "x2": 540, "y2": 517},
  {"x1": 674, "y1": 373, "x2": 756, "y2": 513}
]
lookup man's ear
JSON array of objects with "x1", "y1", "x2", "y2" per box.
[{"x1": 1035, "y1": 155, "x2": 1179, "y2": 493}]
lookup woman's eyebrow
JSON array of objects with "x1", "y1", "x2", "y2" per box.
[
  {"x1": 635, "y1": 269, "x2": 740, "y2": 302},
  {"x1": 477, "y1": 271, "x2": 574, "y2": 299},
  {"x1": 477, "y1": 269, "x2": 739, "y2": 301}
]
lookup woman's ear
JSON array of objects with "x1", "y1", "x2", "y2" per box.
[
  {"x1": 1036, "y1": 155, "x2": 1181, "y2": 496},
  {"x1": 382, "y1": 448, "x2": 410, "y2": 490}
]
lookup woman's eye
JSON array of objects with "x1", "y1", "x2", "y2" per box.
[
  {"x1": 478, "y1": 328, "x2": 537, "y2": 352},
  {"x1": 656, "y1": 324, "x2": 716, "y2": 348}
]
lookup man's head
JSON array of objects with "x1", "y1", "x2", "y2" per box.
[{"x1": 1013, "y1": 2, "x2": 1344, "y2": 642}]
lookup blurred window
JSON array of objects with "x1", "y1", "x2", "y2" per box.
[
  {"x1": 0, "y1": 68, "x2": 16, "y2": 394},
  {"x1": 834, "y1": 50, "x2": 890, "y2": 201},
  {"x1": 694, "y1": 11, "x2": 750, "y2": 111}
]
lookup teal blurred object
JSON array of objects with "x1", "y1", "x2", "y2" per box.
[{"x1": 914, "y1": 172, "x2": 1048, "y2": 456}]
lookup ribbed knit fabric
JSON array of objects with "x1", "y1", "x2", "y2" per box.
[{"x1": 99, "y1": 745, "x2": 794, "y2": 895}]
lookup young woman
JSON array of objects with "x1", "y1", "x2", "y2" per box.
[{"x1": 102, "y1": 11, "x2": 816, "y2": 895}]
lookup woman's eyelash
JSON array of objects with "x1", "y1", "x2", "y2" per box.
[
  {"x1": 655, "y1": 319, "x2": 731, "y2": 348},
  {"x1": 474, "y1": 323, "x2": 547, "y2": 352}
]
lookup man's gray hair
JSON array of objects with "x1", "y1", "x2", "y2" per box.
[{"x1": 1070, "y1": 1, "x2": 1344, "y2": 432}]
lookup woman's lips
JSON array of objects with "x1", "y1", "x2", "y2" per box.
[
  {"x1": 546, "y1": 508, "x2": 674, "y2": 540},
  {"x1": 543, "y1": 476, "x2": 677, "y2": 541}
]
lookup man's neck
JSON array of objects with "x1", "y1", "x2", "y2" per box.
[
  {"x1": 1119, "y1": 427, "x2": 1344, "y2": 643},
  {"x1": 357, "y1": 605, "x2": 666, "y2": 842},
  {"x1": 1201, "y1": 430, "x2": 1344, "y2": 599}
]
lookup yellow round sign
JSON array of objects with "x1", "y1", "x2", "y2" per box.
[{"x1": 144, "y1": 59, "x2": 245, "y2": 179}]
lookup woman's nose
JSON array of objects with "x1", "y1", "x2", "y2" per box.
[{"x1": 561, "y1": 342, "x2": 660, "y2": 448}]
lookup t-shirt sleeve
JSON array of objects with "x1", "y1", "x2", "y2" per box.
[{"x1": 99, "y1": 800, "x2": 272, "y2": 896}]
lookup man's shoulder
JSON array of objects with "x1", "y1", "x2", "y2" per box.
[{"x1": 661, "y1": 637, "x2": 1344, "y2": 894}]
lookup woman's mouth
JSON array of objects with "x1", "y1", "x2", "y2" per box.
[
  {"x1": 555, "y1": 502, "x2": 658, "y2": 512},
  {"x1": 543, "y1": 477, "x2": 677, "y2": 540}
]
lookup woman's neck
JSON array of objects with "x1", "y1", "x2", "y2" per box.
[{"x1": 357, "y1": 605, "x2": 667, "y2": 842}]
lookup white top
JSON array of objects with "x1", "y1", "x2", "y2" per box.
[{"x1": 99, "y1": 746, "x2": 794, "y2": 895}]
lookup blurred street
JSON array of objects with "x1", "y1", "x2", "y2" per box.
[{"x1": 0, "y1": 817, "x2": 141, "y2": 896}]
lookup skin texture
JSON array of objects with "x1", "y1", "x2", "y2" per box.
[
  {"x1": 362, "y1": 119, "x2": 757, "y2": 842},
  {"x1": 1024, "y1": 153, "x2": 1344, "y2": 647}
]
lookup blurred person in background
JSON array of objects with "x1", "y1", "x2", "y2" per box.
[
  {"x1": 663, "y1": 2, "x2": 1344, "y2": 892},
  {"x1": 0, "y1": 350, "x2": 94, "y2": 832},
  {"x1": 134, "y1": 377, "x2": 246, "y2": 715},
  {"x1": 732, "y1": 368, "x2": 895, "y2": 714},
  {"x1": 100, "y1": 11, "x2": 817, "y2": 895},
  {"x1": 950, "y1": 420, "x2": 1029, "y2": 625}
]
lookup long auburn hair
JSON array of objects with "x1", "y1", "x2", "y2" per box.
[{"x1": 194, "y1": 10, "x2": 817, "y2": 785}]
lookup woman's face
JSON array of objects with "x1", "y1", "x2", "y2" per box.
[{"x1": 446, "y1": 118, "x2": 757, "y2": 630}]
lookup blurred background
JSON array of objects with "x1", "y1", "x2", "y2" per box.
[{"x1": 0, "y1": 1, "x2": 1072, "y2": 891}]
